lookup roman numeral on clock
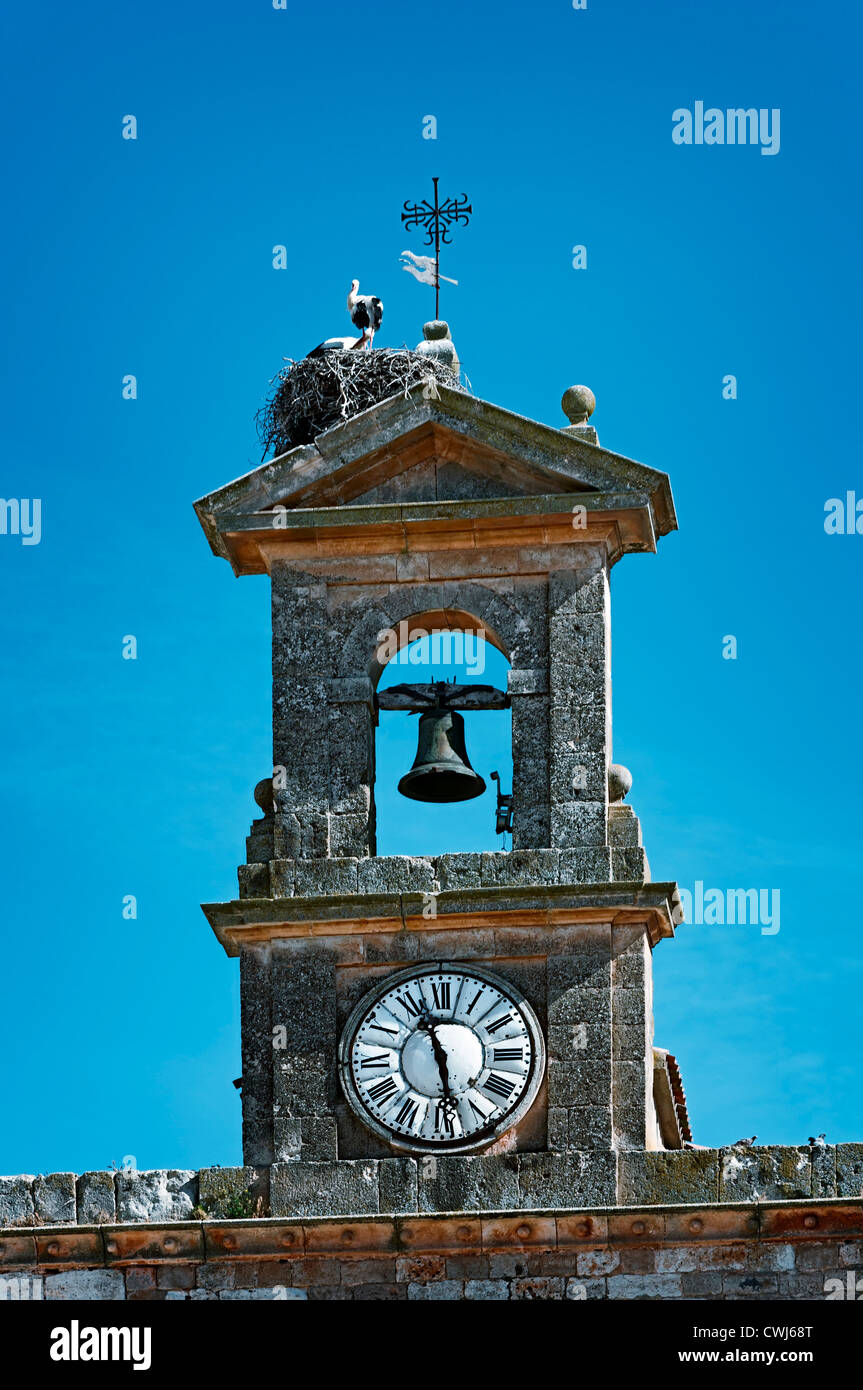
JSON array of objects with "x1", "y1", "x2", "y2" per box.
[
  {"x1": 482, "y1": 1072, "x2": 516, "y2": 1101},
  {"x1": 434, "y1": 1102, "x2": 455, "y2": 1135},
  {"x1": 493, "y1": 1046, "x2": 524, "y2": 1062},
  {"x1": 396, "y1": 992, "x2": 423, "y2": 1018},
  {"x1": 430, "y1": 980, "x2": 451, "y2": 1010},
  {"x1": 486, "y1": 1012, "x2": 514, "y2": 1035},
  {"x1": 465, "y1": 989, "x2": 484, "y2": 1015},
  {"x1": 394, "y1": 1096, "x2": 420, "y2": 1128},
  {"x1": 369, "y1": 1020, "x2": 399, "y2": 1038},
  {"x1": 359, "y1": 1052, "x2": 390, "y2": 1069},
  {"x1": 366, "y1": 1076, "x2": 399, "y2": 1104}
]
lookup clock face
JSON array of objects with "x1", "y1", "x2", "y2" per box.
[{"x1": 338, "y1": 962, "x2": 545, "y2": 1153}]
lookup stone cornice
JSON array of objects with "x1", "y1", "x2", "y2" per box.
[
  {"x1": 202, "y1": 881, "x2": 680, "y2": 957},
  {"x1": 211, "y1": 493, "x2": 658, "y2": 577},
  {"x1": 2, "y1": 1198, "x2": 860, "y2": 1270}
]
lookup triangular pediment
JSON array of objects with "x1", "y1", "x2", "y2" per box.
[{"x1": 194, "y1": 384, "x2": 676, "y2": 566}]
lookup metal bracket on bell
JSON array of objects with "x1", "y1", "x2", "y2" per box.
[
  {"x1": 376, "y1": 680, "x2": 510, "y2": 712},
  {"x1": 490, "y1": 771, "x2": 514, "y2": 837}
]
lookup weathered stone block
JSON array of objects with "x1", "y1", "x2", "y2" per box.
[
  {"x1": 435, "y1": 854, "x2": 482, "y2": 890},
  {"x1": 418, "y1": 1156, "x2": 519, "y2": 1213},
  {"x1": 606, "y1": 1273, "x2": 682, "y2": 1299},
  {"x1": 293, "y1": 858, "x2": 358, "y2": 896},
  {"x1": 512, "y1": 1277, "x2": 564, "y2": 1299},
  {"x1": 618, "y1": 1150, "x2": 720, "y2": 1206},
  {"x1": 464, "y1": 1278, "x2": 510, "y2": 1299},
  {"x1": 34, "y1": 1173, "x2": 76, "y2": 1225},
  {"x1": 577, "y1": 1249, "x2": 620, "y2": 1277},
  {"x1": 547, "y1": 1107, "x2": 569, "y2": 1151},
  {"x1": 480, "y1": 850, "x2": 559, "y2": 887},
  {"x1": 611, "y1": 848, "x2": 649, "y2": 882},
  {"x1": 548, "y1": 1022, "x2": 603, "y2": 1061},
  {"x1": 566, "y1": 1276, "x2": 607, "y2": 1299},
  {"x1": 836, "y1": 1143, "x2": 863, "y2": 1197},
  {"x1": 511, "y1": 802, "x2": 551, "y2": 850},
  {"x1": 273, "y1": 1117, "x2": 302, "y2": 1162},
  {"x1": 222, "y1": 1287, "x2": 308, "y2": 1300},
  {"x1": 508, "y1": 668, "x2": 547, "y2": 696},
  {"x1": 567, "y1": 1106, "x2": 614, "y2": 1150},
  {"x1": 608, "y1": 804, "x2": 642, "y2": 847},
  {"x1": 328, "y1": 814, "x2": 371, "y2": 858},
  {"x1": 415, "y1": 929, "x2": 496, "y2": 961},
  {"x1": 357, "y1": 856, "x2": 435, "y2": 895},
  {"x1": 550, "y1": 801, "x2": 606, "y2": 849},
  {"x1": 613, "y1": 1060, "x2": 649, "y2": 1112},
  {"x1": 274, "y1": 1052, "x2": 336, "y2": 1117},
  {"x1": 0, "y1": 1176, "x2": 34, "y2": 1227},
  {"x1": 612, "y1": 1021, "x2": 648, "y2": 1062},
  {"x1": 361, "y1": 931, "x2": 419, "y2": 964},
  {"x1": 407, "y1": 1280, "x2": 464, "y2": 1300},
  {"x1": 269, "y1": 860, "x2": 296, "y2": 897},
  {"x1": 270, "y1": 1160, "x2": 379, "y2": 1217},
  {"x1": 45, "y1": 1269, "x2": 125, "y2": 1300},
  {"x1": 238, "y1": 863, "x2": 270, "y2": 898},
  {"x1": 198, "y1": 1166, "x2": 264, "y2": 1219},
  {"x1": 115, "y1": 1170, "x2": 197, "y2": 1224},
  {"x1": 811, "y1": 1143, "x2": 836, "y2": 1197},
  {"x1": 548, "y1": 1060, "x2": 612, "y2": 1108},
  {"x1": 77, "y1": 1172, "x2": 116, "y2": 1225},
  {"x1": 719, "y1": 1146, "x2": 812, "y2": 1202},
  {"x1": 517, "y1": 1151, "x2": 616, "y2": 1208},
  {"x1": 301, "y1": 1117, "x2": 338, "y2": 1162},
  {"x1": 379, "y1": 1158, "x2": 417, "y2": 1214},
  {"x1": 558, "y1": 848, "x2": 613, "y2": 883}
]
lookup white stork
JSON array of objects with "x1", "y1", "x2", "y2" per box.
[
  {"x1": 305, "y1": 335, "x2": 364, "y2": 357},
  {"x1": 347, "y1": 280, "x2": 383, "y2": 349}
]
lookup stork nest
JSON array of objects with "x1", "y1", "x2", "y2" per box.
[{"x1": 255, "y1": 348, "x2": 461, "y2": 458}]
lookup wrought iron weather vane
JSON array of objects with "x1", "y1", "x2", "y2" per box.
[{"x1": 401, "y1": 176, "x2": 472, "y2": 319}]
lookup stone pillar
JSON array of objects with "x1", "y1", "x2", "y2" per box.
[
  {"x1": 327, "y1": 677, "x2": 376, "y2": 858},
  {"x1": 546, "y1": 924, "x2": 614, "y2": 1150},
  {"x1": 240, "y1": 946, "x2": 274, "y2": 1165},
  {"x1": 611, "y1": 925, "x2": 655, "y2": 1150},
  {"x1": 271, "y1": 566, "x2": 336, "y2": 858},
  {"x1": 270, "y1": 943, "x2": 340, "y2": 1163},
  {"x1": 548, "y1": 551, "x2": 610, "y2": 851},
  {"x1": 509, "y1": 669, "x2": 550, "y2": 849}
]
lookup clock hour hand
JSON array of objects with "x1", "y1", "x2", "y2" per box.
[{"x1": 418, "y1": 1013, "x2": 454, "y2": 1105}]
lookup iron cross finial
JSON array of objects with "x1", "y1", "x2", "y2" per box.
[{"x1": 401, "y1": 177, "x2": 472, "y2": 319}]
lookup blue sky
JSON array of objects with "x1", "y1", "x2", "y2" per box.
[{"x1": 0, "y1": 0, "x2": 860, "y2": 1173}]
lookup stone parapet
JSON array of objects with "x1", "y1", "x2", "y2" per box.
[{"x1": 3, "y1": 1147, "x2": 861, "y2": 1232}]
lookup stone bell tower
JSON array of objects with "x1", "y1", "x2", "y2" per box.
[{"x1": 194, "y1": 352, "x2": 684, "y2": 1218}]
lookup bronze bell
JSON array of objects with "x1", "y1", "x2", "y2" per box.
[{"x1": 397, "y1": 707, "x2": 487, "y2": 803}]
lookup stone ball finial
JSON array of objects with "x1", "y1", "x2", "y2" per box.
[
  {"x1": 562, "y1": 384, "x2": 596, "y2": 426},
  {"x1": 254, "y1": 777, "x2": 275, "y2": 816},
  {"x1": 416, "y1": 320, "x2": 460, "y2": 377},
  {"x1": 608, "y1": 763, "x2": 633, "y2": 803}
]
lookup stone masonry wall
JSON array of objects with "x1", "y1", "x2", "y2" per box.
[
  {"x1": 234, "y1": 917, "x2": 656, "y2": 1168},
  {"x1": 2, "y1": 1196, "x2": 861, "y2": 1302},
  {"x1": 267, "y1": 542, "x2": 612, "y2": 862}
]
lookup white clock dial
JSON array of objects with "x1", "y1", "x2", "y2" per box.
[{"x1": 338, "y1": 963, "x2": 546, "y2": 1153}]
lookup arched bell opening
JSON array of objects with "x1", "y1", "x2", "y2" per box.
[{"x1": 373, "y1": 617, "x2": 513, "y2": 858}]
